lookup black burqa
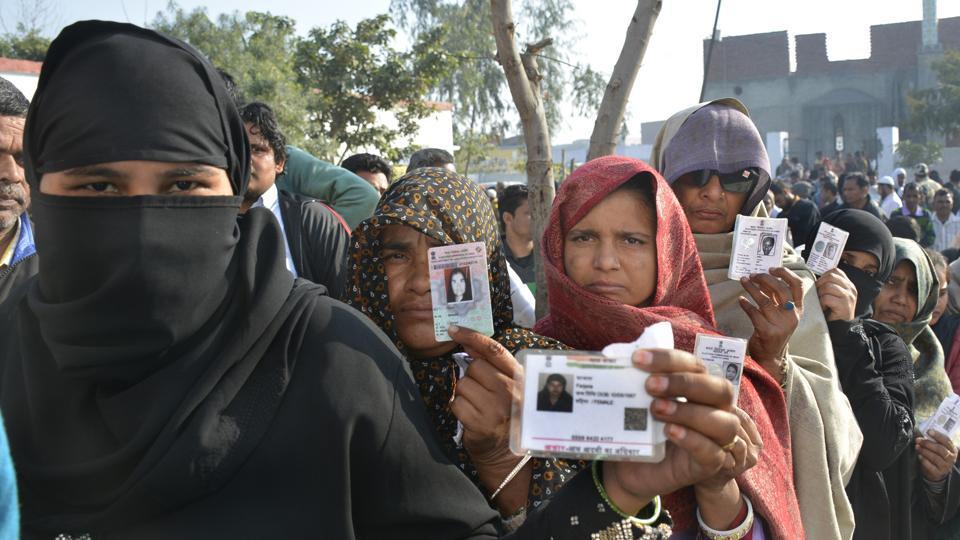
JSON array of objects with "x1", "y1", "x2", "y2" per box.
[
  {"x1": 0, "y1": 21, "x2": 504, "y2": 539},
  {"x1": 0, "y1": 19, "x2": 319, "y2": 531},
  {"x1": 811, "y1": 209, "x2": 917, "y2": 540}
]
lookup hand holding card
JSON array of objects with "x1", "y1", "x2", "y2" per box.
[{"x1": 429, "y1": 242, "x2": 495, "y2": 341}]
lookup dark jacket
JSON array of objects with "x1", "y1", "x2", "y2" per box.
[
  {"x1": 0, "y1": 215, "x2": 37, "y2": 304},
  {"x1": 780, "y1": 198, "x2": 820, "y2": 247},
  {"x1": 830, "y1": 319, "x2": 915, "y2": 540},
  {"x1": 840, "y1": 199, "x2": 884, "y2": 222},
  {"x1": 278, "y1": 189, "x2": 351, "y2": 298}
]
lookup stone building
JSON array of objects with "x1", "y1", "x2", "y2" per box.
[{"x1": 654, "y1": 0, "x2": 960, "y2": 176}]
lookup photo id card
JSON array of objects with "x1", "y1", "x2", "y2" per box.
[
  {"x1": 806, "y1": 223, "x2": 850, "y2": 276},
  {"x1": 919, "y1": 393, "x2": 960, "y2": 441},
  {"x1": 511, "y1": 350, "x2": 666, "y2": 463},
  {"x1": 694, "y1": 334, "x2": 747, "y2": 403},
  {"x1": 429, "y1": 242, "x2": 495, "y2": 341},
  {"x1": 728, "y1": 215, "x2": 788, "y2": 280}
]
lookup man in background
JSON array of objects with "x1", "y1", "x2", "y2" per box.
[
  {"x1": 342, "y1": 153, "x2": 392, "y2": 195},
  {"x1": 771, "y1": 180, "x2": 820, "y2": 247},
  {"x1": 899, "y1": 183, "x2": 935, "y2": 247},
  {"x1": 240, "y1": 102, "x2": 351, "y2": 296},
  {"x1": 877, "y1": 176, "x2": 902, "y2": 219},
  {"x1": 407, "y1": 148, "x2": 455, "y2": 173},
  {"x1": 0, "y1": 77, "x2": 35, "y2": 302},
  {"x1": 499, "y1": 184, "x2": 534, "y2": 285},
  {"x1": 932, "y1": 189, "x2": 960, "y2": 252},
  {"x1": 839, "y1": 172, "x2": 883, "y2": 220}
]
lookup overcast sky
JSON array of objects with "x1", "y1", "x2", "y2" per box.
[{"x1": 4, "y1": 0, "x2": 959, "y2": 144}]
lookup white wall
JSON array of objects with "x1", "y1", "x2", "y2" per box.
[{"x1": 1, "y1": 72, "x2": 38, "y2": 101}]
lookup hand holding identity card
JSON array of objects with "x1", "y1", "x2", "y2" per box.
[
  {"x1": 728, "y1": 215, "x2": 788, "y2": 280},
  {"x1": 806, "y1": 223, "x2": 850, "y2": 275},
  {"x1": 919, "y1": 393, "x2": 960, "y2": 441},
  {"x1": 510, "y1": 323, "x2": 672, "y2": 462},
  {"x1": 694, "y1": 334, "x2": 746, "y2": 403},
  {"x1": 429, "y1": 242, "x2": 494, "y2": 341}
]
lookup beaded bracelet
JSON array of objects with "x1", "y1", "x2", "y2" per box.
[
  {"x1": 591, "y1": 461, "x2": 662, "y2": 526},
  {"x1": 696, "y1": 495, "x2": 754, "y2": 540}
]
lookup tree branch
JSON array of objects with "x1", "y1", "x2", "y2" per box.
[
  {"x1": 586, "y1": 0, "x2": 661, "y2": 161},
  {"x1": 490, "y1": 0, "x2": 556, "y2": 318}
]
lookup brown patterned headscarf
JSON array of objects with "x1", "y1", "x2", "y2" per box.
[{"x1": 346, "y1": 167, "x2": 578, "y2": 507}]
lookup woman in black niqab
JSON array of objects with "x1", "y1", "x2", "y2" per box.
[
  {"x1": 808, "y1": 209, "x2": 917, "y2": 540},
  {"x1": 0, "y1": 21, "x2": 506, "y2": 538}
]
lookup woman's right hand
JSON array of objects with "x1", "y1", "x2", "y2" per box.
[
  {"x1": 917, "y1": 430, "x2": 958, "y2": 483},
  {"x1": 738, "y1": 267, "x2": 804, "y2": 382},
  {"x1": 601, "y1": 349, "x2": 741, "y2": 513}
]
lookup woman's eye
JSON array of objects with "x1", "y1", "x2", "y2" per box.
[
  {"x1": 171, "y1": 181, "x2": 199, "y2": 192},
  {"x1": 83, "y1": 182, "x2": 116, "y2": 192},
  {"x1": 382, "y1": 252, "x2": 408, "y2": 262}
]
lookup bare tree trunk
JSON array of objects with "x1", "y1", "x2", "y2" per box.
[
  {"x1": 490, "y1": 0, "x2": 555, "y2": 319},
  {"x1": 586, "y1": 0, "x2": 662, "y2": 161}
]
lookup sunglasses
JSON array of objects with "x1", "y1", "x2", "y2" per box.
[{"x1": 679, "y1": 168, "x2": 760, "y2": 194}]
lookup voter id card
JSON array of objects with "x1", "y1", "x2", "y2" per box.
[
  {"x1": 806, "y1": 223, "x2": 850, "y2": 276},
  {"x1": 920, "y1": 393, "x2": 960, "y2": 441},
  {"x1": 428, "y1": 242, "x2": 494, "y2": 341},
  {"x1": 510, "y1": 350, "x2": 666, "y2": 463},
  {"x1": 728, "y1": 215, "x2": 788, "y2": 280},
  {"x1": 694, "y1": 334, "x2": 747, "y2": 403}
]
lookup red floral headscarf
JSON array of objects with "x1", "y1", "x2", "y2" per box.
[{"x1": 535, "y1": 156, "x2": 802, "y2": 538}]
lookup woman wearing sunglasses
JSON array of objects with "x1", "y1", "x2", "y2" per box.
[{"x1": 652, "y1": 98, "x2": 862, "y2": 540}]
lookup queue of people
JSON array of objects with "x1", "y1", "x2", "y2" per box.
[{"x1": 1, "y1": 19, "x2": 960, "y2": 540}]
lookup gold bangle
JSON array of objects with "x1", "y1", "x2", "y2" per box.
[{"x1": 591, "y1": 461, "x2": 662, "y2": 526}]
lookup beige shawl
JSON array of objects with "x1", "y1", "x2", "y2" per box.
[{"x1": 653, "y1": 100, "x2": 862, "y2": 540}]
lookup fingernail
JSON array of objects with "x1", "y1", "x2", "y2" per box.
[
  {"x1": 633, "y1": 350, "x2": 652, "y2": 367},
  {"x1": 647, "y1": 375, "x2": 668, "y2": 392},
  {"x1": 448, "y1": 324, "x2": 460, "y2": 334},
  {"x1": 667, "y1": 424, "x2": 686, "y2": 440},
  {"x1": 653, "y1": 399, "x2": 677, "y2": 415}
]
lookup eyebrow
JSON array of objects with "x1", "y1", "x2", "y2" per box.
[
  {"x1": 380, "y1": 241, "x2": 412, "y2": 251},
  {"x1": 63, "y1": 165, "x2": 126, "y2": 178},
  {"x1": 61, "y1": 165, "x2": 221, "y2": 179},
  {"x1": 162, "y1": 166, "x2": 220, "y2": 179}
]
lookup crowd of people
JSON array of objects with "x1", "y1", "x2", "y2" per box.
[{"x1": 0, "y1": 20, "x2": 960, "y2": 539}]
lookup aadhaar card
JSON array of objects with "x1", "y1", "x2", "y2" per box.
[
  {"x1": 694, "y1": 334, "x2": 747, "y2": 403},
  {"x1": 510, "y1": 350, "x2": 666, "y2": 463},
  {"x1": 429, "y1": 242, "x2": 494, "y2": 341},
  {"x1": 728, "y1": 215, "x2": 788, "y2": 280},
  {"x1": 920, "y1": 393, "x2": 960, "y2": 441},
  {"x1": 806, "y1": 222, "x2": 850, "y2": 276}
]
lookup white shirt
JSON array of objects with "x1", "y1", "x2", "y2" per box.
[
  {"x1": 251, "y1": 184, "x2": 298, "y2": 278},
  {"x1": 507, "y1": 263, "x2": 536, "y2": 328},
  {"x1": 933, "y1": 211, "x2": 960, "y2": 252},
  {"x1": 880, "y1": 192, "x2": 902, "y2": 219}
]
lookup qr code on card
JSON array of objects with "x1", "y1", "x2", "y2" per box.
[{"x1": 624, "y1": 408, "x2": 648, "y2": 431}]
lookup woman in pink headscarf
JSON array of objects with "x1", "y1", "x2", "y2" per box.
[{"x1": 536, "y1": 155, "x2": 802, "y2": 538}]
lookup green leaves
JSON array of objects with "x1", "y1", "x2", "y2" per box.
[
  {"x1": 294, "y1": 15, "x2": 454, "y2": 163},
  {"x1": 907, "y1": 49, "x2": 960, "y2": 142}
]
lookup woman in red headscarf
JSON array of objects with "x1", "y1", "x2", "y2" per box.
[{"x1": 536, "y1": 156, "x2": 803, "y2": 538}]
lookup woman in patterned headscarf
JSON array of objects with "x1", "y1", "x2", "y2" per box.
[{"x1": 345, "y1": 167, "x2": 589, "y2": 523}]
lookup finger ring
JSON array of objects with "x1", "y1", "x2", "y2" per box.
[
  {"x1": 783, "y1": 301, "x2": 795, "y2": 311},
  {"x1": 721, "y1": 438, "x2": 738, "y2": 452}
]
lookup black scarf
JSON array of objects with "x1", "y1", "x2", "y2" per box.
[
  {"x1": 2, "y1": 21, "x2": 323, "y2": 533},
  {"x1": 807, "y1": 209, "x2": 895, "y2": 318}
]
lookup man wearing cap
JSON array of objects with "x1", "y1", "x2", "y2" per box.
[
  {"x1": 877, "y1": 176, "x2": 902, "y2": 219},
  {"x1": 915, "y1": 163, "x2": 943, "y2": 209},
  {"x1": 894, "y1": 167, "x2": 908, "y2": 194}
]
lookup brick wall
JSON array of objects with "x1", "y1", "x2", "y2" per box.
[{"x1": 703, "y1": 31, "x2": 789, "y2": 83}]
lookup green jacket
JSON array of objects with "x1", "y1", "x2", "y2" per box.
[{"x1": 277, "y1": 146, "x2": 379, "y2": 229}]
